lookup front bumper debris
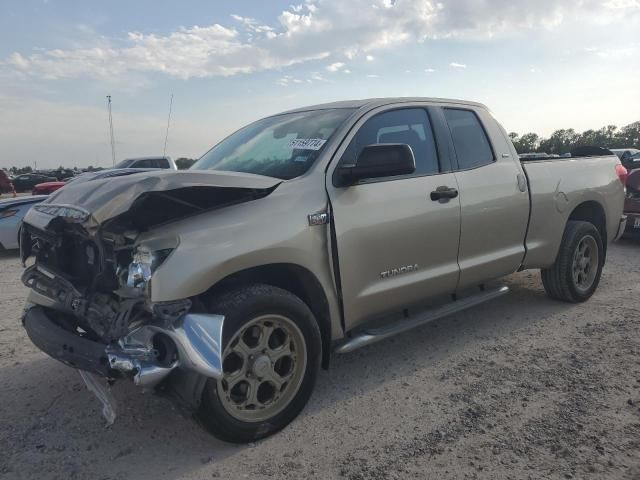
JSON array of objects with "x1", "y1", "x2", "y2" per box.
[
  {"x1": 78, "y1": 370, "x2": 118, "y2": 425},
  {"x1": 22, "y1": 305, "x2": 225, "y2": 387},
  {"x1": 23, "y1": 305, "x2": 111, "y2": 376}
]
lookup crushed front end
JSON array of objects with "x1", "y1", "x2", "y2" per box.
[{"x1": 19, "y1": 200, "x2": 225, "y2": 422}]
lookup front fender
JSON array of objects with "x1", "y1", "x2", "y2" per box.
[{"x1": 139, "y1": 175, "x2": 344, "y2": 341}]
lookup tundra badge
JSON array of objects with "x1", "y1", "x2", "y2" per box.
[{"x1": 380, "y1": 264, "x2": 419, "y2": 279}]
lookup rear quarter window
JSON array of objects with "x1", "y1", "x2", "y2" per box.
[{"x1": 444, "y1": 108, "x2": 494, "y2": 170}]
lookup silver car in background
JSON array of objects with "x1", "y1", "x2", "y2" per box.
[{"x1": 0, "y1": 196, "x2": 47, "y2": 250}]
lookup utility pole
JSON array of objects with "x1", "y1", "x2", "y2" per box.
[
  {"x1": 106, "y1": 95, "x2": 116, "y2": 166},
  {"x1": 163, "y1": 93, "x2": 174, "y2": 157}
]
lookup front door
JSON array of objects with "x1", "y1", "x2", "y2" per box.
[{"x1": 327, "y1": 106, "x2": 462, "y2": 330}]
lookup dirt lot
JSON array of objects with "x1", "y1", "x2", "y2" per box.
[{"x1": 1, "y1": 241, "x2": 639, "y2": 480}]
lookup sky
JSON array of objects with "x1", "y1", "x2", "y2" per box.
[{"x1": 0, "y1": 0, "x2": 639, "y2": 169}]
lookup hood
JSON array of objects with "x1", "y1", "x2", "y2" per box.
[
  {"x1": 25, "y1": 169, "x2": 281, "y2": 232},
  {"x1": 67, "y1": 168, "x2": 159, "y2": 185}
]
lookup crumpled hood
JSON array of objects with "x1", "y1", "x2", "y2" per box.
[{"x1": 26, "y1": 169, "x2": 281, "y2": 231}]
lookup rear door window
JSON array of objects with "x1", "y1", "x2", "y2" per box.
[
  {"x1": 444, "y1": 108, "x2": 494, "y2": 170},
  {"x1": 342, "y1": 108, "x2": 440, "y2": 176}
]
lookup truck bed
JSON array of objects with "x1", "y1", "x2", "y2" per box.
[{"x1": 520, "y1": 154, "x2": 624, "y2": 269}]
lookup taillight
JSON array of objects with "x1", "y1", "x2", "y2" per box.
[{"x1": 616, "y1": 164, "x2": 628, "y2": 186}]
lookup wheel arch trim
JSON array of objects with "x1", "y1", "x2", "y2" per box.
[{"x1": 203, "y1": 262, "x2": 336, "y2": 369}]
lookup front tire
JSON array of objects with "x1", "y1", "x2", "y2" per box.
[
  {"x1": 197, "y1": 284, "x2": 321, "y2": 443},
  {"x1": 541, "y1": 220, "x2": 604, "y2": 303}
]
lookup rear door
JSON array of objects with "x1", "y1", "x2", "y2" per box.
[
  {"x1": 440, "y1": 106, "x2": 529, "y2": 289},
  {"x1": 327, "y1": 106, "x2": 462, "y2": 330}
]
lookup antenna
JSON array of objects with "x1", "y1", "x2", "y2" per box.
[
  {"x1": 106, "y1": 95, "x2": 116, "y2": 166},
  {"x1": 163, "y1": 93, "x2": 174, "y2": 157}
]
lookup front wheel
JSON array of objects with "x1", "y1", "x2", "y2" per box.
[
  {"x1": 197, "y1": 284, "x2": 321, "y2": 443},
  {"x1": 541, "y1": 220, "x2": 604, "y2": 303}
]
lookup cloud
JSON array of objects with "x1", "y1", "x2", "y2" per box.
[
  {"x1": 277, "y1": 74, "x2": 305, "y2": 86},
  {"x1": 425, "y1": 68, "x2": 435, "y2": 72},
  {"x1": 584, "y1": 44, "x2": 639, "y2": 57},
  {"x1": 2, "y1": 0, "x2": 638, "y2": 81},
  {"x1": 326, "y1": 61, "x2": 345, "y2": 72},
  {"x1": 449, "y1": 62, "x2": 467, "y2": 69},
  {"x1": 603, "y1": 0, "x2": 640, "y2": 9},
  {"x1": 366, "y1": 55, "x2": 375, "y2": 61}
]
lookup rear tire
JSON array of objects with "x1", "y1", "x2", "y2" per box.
[
  {"x1": 541, "y1": 220, "x2": 604, "y2": 303},
  {"x1": 197, "y1": 284, "x2": 321, "y2": 443}
]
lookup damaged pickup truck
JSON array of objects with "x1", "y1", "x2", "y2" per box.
[{"x1": 20, "y1": 98, "x2": 627, "y2": 443}]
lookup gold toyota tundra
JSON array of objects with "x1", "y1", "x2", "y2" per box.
[{"x1": 19, "y1": 98, "x2": 627, "y2": 442}]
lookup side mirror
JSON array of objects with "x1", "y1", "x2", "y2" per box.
[{"x1": 336, "y1": 144, "x2": 416, "y2": 186}]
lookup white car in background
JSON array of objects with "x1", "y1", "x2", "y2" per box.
[{"x1": 0, "y1": 196, "x2": 47, "y2": 250}]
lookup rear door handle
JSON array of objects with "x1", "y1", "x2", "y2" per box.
[{"x1": 430, "y1": 186, "x2": 459, "y2": 202}]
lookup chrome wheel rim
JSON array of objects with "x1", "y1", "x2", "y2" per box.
[
  {"x1": 217, "y1": 314, "x2": 306, "y2": 422},
  {"x1": 572, "y1": 235, "x2": 598, "y2": 292}
]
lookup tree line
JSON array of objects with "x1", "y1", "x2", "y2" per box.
[{"x1": 509, "y1": 120, "x2": 640, "y2": 155}]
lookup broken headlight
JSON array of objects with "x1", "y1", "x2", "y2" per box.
[{"x1": 126, "y1": 247, "x2": 173, "y2": 289}]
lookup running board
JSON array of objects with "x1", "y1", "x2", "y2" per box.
[{"x1": 335, "y1": 285, "x2": 510, "y2": 354}]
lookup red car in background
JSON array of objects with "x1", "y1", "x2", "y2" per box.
[{"x1": 32, "y1": 181, "x2": 66, "y2": 195}]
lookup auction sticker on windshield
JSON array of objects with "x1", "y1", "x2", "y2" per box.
[{"x1": 288, "y1": 138, "x2": 327, "y2": 150}]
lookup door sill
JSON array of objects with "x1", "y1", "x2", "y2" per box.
[{"x1": 335, "y1": 285, "x2": 509, "y2": 354}]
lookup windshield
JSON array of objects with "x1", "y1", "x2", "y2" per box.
[
  {"x1": 192, "y1": 108, "x2": 355, "y2": 180},
  {"x1": 114, "y1": 159, "x2": 135, "y2": 168}
]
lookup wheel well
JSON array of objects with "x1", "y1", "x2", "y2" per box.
[
  {"x1": 204, "y1": 264, "x2": 333, "y2": 369},
  {"x1": 568, "y1": 201, "x2": 607, "y2": 258}
]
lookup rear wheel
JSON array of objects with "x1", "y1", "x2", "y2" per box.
[
  {"x1": 541, "y1": 220, "x2": 604, "y2": 303},
  {"x1": 197, "y1": 284, "x2": 321, "y2": 443}
]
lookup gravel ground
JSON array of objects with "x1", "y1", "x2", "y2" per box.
[{"x1": 1, "y1": 241, "x2": 639, "y2": 480}]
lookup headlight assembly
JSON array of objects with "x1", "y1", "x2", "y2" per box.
[{"x1": 126, "y1": 246, "x2": 173, "y2": 289}]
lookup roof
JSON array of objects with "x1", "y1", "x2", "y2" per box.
[
  {"x1": 123, "y1": 156, "x2": 171, "y2": 161},
  {"x1": 280, "y1": 97, "x2": 489, "y2": 114}
]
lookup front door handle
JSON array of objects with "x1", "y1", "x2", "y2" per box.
[{"x1": 430, "y1": 186, "x2": 459, "y2": 202}]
